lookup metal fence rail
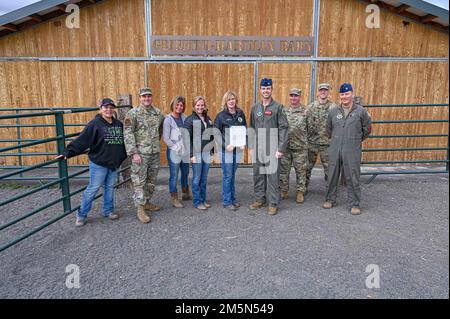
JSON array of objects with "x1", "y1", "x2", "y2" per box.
[{"x1": 361, "y1": 103, "x2": 449, "y2": 180}]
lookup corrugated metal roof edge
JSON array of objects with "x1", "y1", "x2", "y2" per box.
[{"x1": 0, "y1": 0, "x2": 69, "y2": 26}]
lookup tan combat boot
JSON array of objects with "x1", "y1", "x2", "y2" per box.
[
  {"x1": 281, "y1": 191, "x2": 289, "y2": 200},
  {"x1": 181, "y1": 187, "x2": 192, "y2": 200},
  {"x1": 171, "y1": 193, "x2": 184, "y2": 208},
  {"x1": 249, "y1": 202, "x2": 267, "y2": 210},
  {"x1": 296, "y1": 192, "x2": 304, "y2": 204},
  {"x1": 144, "y1": 202, "x2": 161, "y2": 211},
  {"x1": 137, "y1": 205, "x2": 151, "y2": 223},
  {"x1": 351, "y1": 207, "x2": 361, "y2": 215},
  {"x1": 322, "y1": 201, "x2": 333, "y2": 209},
  {"x1": 268, "y1": 205, "x2": 278, "y2": 215}
]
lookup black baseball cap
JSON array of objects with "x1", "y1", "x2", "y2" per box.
[{"x1": 99, "y1": 98, "x2": 116, "y2": 108}]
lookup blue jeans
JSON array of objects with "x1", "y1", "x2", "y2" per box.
[
  {"x1": 191, "y1": 153, "x2": 211, "y2": 207},
  {"x1": 220, "y1": 150, "x2": 243, "y2": 206},
  {"x1": 77, "y1": 160, "x2": 118, "y2": 219},
  {"x1": 166, "y1": 148, "x2": 189, "y2": 193}
]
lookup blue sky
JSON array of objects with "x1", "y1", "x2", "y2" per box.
[
  {"x1": 0, "y1": 0, "x2": 41, "y2": 16},
  {"x1": 0, "y1": 0, "x2": 448, "y2": 16}
]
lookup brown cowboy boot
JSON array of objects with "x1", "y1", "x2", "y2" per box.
[
  {"x1": 171, "y1": 193, "x2": 184, "y2": 208},
  {"x1": 181, "y1": 187, "x2": 192, "y2": 200}
]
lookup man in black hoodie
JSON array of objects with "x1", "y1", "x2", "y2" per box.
[{"x1": 57, "y1": 98, "x2": 127, "y2": 226}]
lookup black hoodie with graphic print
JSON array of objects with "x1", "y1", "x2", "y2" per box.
[{"x1": 62, "y1": 114, "x2": 127, "y2": 169}]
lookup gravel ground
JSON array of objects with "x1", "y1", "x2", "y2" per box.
[{"x1": 0, "y1": 167, "x2": 448, "y2": 299}]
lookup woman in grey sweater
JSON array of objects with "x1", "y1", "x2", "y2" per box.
[{"x1": 163, "y1": 96, "x2": 191, "y2": 207}]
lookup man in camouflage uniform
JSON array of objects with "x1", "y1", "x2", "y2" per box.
[
  {"x1": 249, "y1": 78, "x2": 289, "y2": 215},
  {"x1": 279, "y1": 88, "x2": 310, "y2": 204},
  {"x1": 124, "y1": 87, "x2": 165, "y2": 224},
  {"x1": 305, "y1": 83, "x2": 337, "y2": 193}
]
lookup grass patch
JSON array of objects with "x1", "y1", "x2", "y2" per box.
[{"x1": 0, "y1": 182, "x2": 34, "y2": 189}]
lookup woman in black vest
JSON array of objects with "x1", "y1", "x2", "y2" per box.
[{"x1": 184, "y1": 96, "x2": 215, "y2": 210}]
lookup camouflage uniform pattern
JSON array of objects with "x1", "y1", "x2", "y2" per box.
[
  {"x1": 305, "y1": 100, "x2": 337, "y2": 190},
  {"x1": 124, "y1": 104, "x2": 165, "y2": 206},
  {"x1": 279, "y1": 104, "x2": 310, "y2": 193}
]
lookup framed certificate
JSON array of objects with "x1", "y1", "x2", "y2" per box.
[{"x1": 230, "y1": 126, "x2": 247, "y2": 147}]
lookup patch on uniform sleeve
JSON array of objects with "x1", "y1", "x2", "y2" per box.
[{"x1": 124, "y1": 118, "x2": 132, "y2": 126}]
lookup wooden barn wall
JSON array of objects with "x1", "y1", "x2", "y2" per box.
[
  {"x1": 147, "y1": 62, "x2": 312, "y2": 164},
  {"x1": 147, "y1": 63, "x2": 255, "y2": 164},
  {"x1": 0, "y1": 0, "x2": 145, "y2": 57},
  {"x1": 0, "y1": 0, "x2": 448, "y2": 167},
  {"x1": 319, "y1": 0, "x2": 449, "y2": 57},
  {"x1": 152, "y1": 0, "x2": 314, "y2": 37},
  {"x1": 317, "y1": 61, "x2": 449, "y2": 162},
  {"x1": 258, "y1": 63, "x2": 312, "y2": 105},
  {"x1": 0, "y1": 61, "x2": 145, "y2": 166}
]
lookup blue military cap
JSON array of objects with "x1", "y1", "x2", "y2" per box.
[
  {"x1": 260, "y1": 78, "x2": 273, "y2": 87},
  {"x1": 339, "y1": 83, "x2": 353, "y2": 93}
]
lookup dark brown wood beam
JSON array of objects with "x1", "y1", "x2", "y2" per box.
[
  {"x1": 3, "y1": 24, "x2": 18, "y2": 32},
  {"x1": 420, "y1": 14, "x2": 438, "y2": 24},
  {"x1": 29, "y1": 14, "x2": 43, "y2": 22},
  {"x1": 395, "y1": 4, "x2": 410, "y2": 13},
  {"x1": 0, "y1": 29, "x2": 14, "y2": 37},
  {"x1": 55, "y1": 4, "x2": 66, "y2": 12}
]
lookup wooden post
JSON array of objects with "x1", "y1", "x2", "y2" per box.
[{"x1": 117, "y1": 94, "x2": 133, "y2": 188}]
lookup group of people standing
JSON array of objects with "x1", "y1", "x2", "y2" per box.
[{"x1": 58, "y1": 78, "x2": 372, "y2": 227}]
